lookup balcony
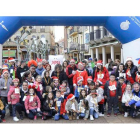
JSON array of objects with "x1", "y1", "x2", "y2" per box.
[
  {"x1": 77, "y1": 26, "x2": 83, "y2": 34},
  {"x1": 69, "y1": 43, "x2": 79, "y2": 52},
  {"x1": 69, "y1": 26, "x2": 78, "y2": 36},
  {"x1": 80, "y1": 44, "x2": 89, "y2": 52},
  {"x1": 90, "y1": 32, "x2": 95, "y2": 44}
]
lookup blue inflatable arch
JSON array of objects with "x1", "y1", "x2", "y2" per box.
[{"x1": 0, "y1": 16, "x2": 140, "y2": 65}]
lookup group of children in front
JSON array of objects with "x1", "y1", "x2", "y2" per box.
[{"x1": 0, "y1": 69, "x2": 136, "y2": 122}]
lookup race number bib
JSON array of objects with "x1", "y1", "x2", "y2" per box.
[
  {"x1": 10, "y1": 69, "x2": 13, "y2": 73},
  {"x1": 133, "y1": 95, "x2": 140, "y2": 102},
  {"x1": 108, "y1": 85, "x2": 116, "y2": 91},
  {"x1": 20, "y1": 72, "x2": 25, "y2": 77},
  {"x1": 15, "y1": 88, "x2": 19, "y2": 94},
  {"x1": 97, "y1": 74, "x2": 104, "y2": 79},
  {"x1": 29, "y1": 96, "x2": 34, "y2": 102},
  {"x1": 119, "y1": 73, "x2": 126, "y2": 78},
  {"x1": 39, "y1": 84, "x2": 43, "y2": 91},
  {"x1": 23, "y1": 96, "x2": 27, "y2": 101},
  {"x1": 56, "y1": 101, "x2": 61, "y2": 107}
]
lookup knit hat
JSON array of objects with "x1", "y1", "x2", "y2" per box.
[
  {"x1": 70, "y1": 59, "x2": 75, "y2": 63},
  {"x1": 77, "y1": 76, "x2": 83, "y2": 83},
  {"x1": 126, "y1": 57, "x2": 133, "y2": 63},
  {"x1": 12, "y1": 78, "x2": 19, "y2": 83},
  {"x1": 8, "y1": 57, "x2": 15, "y2": 62},
  {"x1": 2, "y1": 69, "x2": 9, "y2": 74},
  {"x1": 51, "y1": 76, "x2": 59, "y2": 81},
  {"x1": 97, "y1": 78, "x2": 103, "y2": 84},
  {"x1": 28, "y1": 85, "x2": 36, "y2": 89},
  {"x1": 2, "y1": 64, "x2": 8, "y2": 70},
  {"x1": 97, "y1": 60, "x2": 103, "y2": 65},
  {"x1": 88, "y1": 57, "x2": 92, "y2": 61},
  {"x1": 67, "y1": 94, "x2": 75, "y2": 100},
  {"x1": 87, "y1": 76, "x2": 92, "y2": 81}
]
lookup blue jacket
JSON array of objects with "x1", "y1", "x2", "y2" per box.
[
  {"x1": 36, "y1": 67, "x2": 45, "y2": 76},
  {"x1": 129, "y1": 89, "x2": 140, "y2": 106},
  {"x1": 74, "y1": 85, "x2": 85, "y2": 98}
]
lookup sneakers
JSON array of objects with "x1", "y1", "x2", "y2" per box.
[
  {"x1": 133, "y1": 111, "x2": 137, "y2": 118},
  {"x1": 34, "y1": 115, "x2": 37, "y2": 120},
  {"x1": 124, "y1": 112, "x2": 128, "y2": 117},
  {"x1": 114, "y1": 113, "x2": 117, "y2": 117},
  {"x1": 72, "y1": 112, "x2": 76, "y2": 120},
  {"x1": 107, "y1": 113, "x2": 111, "y2": 117},
  {"x1": 90, "y1": 115, "x2": 94, "y2": 121},
  {"x1": 2, "y1": 119, "x2": 6, "y2": 123},
  {"x1": 99, "y1": 113, "x2": 104, "y2": 117},
  {"x1": 13, "y1": 117, "x2": 19, "y2": 122},
  {"x1": 77, "y1": 116, "x2": 79, "y2": 120}
]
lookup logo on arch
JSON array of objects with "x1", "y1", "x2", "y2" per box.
[{"x1": 120, "y1": 20, "x2": 130, "y2": 30}]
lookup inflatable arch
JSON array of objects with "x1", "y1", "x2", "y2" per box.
[{"x1": 0, "y1": 16, "x2": 140, "y2": 65}]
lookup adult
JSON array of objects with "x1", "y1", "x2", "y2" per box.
[
  {"x1": 16, "y1": 60, "x2": 29, "y2": 84},
  {"x1": 92, "y1": 58, "x2": 97, "y2": 80},
  {"x1": 42, "y1": 59, "x2": 47, "y2": 69},
  {"x1": 115, "y1": 59, "x2": 120, "y2": 66},
  {"x1": 82, "y1": 60, "x2": 91, "y2": 76},
  {"x1": 51, "y1": 64, "x2": 67, "y2": 84},
  {"x1": 110, "y1": 63, "x2": 118, "y2": 75},
  {"x1": 107, "y1": 58, "x2": 113, "y2": 73},
  {"x1": 36, "y1": 62, "x2": 45, "y2": 76},
  {"x1": 115, "y1": 63, "x2": 126, "y2": 81},
  {"x1": 125, "y1": 57, "x2": 137, "y2": 84},
  {"x1": 105, "y1": 58, "x2": 112, "y2": 69},
  {"x1": 88, "y1": 57, "x2": 95, "y2": 69},
  {"x1": 94, "y1": 60, "x2": 109, "y2": 86},
  {"x1": 62, "y1": 60, "x2": 69, "y2": 73},
  {"x1": 8, "y1": 57, "x2": 16, "y2": 79},
  {"x1": 41, "y1": 64, "x2": 52, "y2": 78},
  {"x1": 66, "y1": 59, "x2": 77, "y2": 93}
]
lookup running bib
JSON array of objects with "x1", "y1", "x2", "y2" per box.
[
  {"x1": 15, "y1": 88, "x2": 19, "y2": 94},
  {"x1": 97, "y1": 74, "x2": 104, "y2": 79},
  {"x1": 108, "y1": 85, "x2": 116, "y2": 91}
]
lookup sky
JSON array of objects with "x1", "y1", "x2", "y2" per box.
[{"x1": 55, "y1": 26, "x2": 64, "y2": 42}]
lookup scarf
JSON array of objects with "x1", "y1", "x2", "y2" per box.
[
  {"x1": 4, "y1": 76, "x2": 8, "y2": 87},
  {"x1": 36, "y1": 67, "x2": 44, "y2": 75}
]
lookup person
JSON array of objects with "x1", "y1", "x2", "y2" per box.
[
  {"x1": 42, "y1": 71, "x2": 51, "y2": 92},
  {"x1": 28, "y1": 60, "x2": 38, "y2": 79},
  {"x1": 0, "y1": 66, "x2": 2, "y2": 78},
  {"x1": 62, "y1": 80, "x2": 70, "y2": 98},
  {"x1": 125, "y1": 57, "x2": 137, "y2": 84},
  {"x1": 54, "y1": 90, "x2": 69, "y2": 121},
  {"x1": 108, "y1": 59, "x2": 113, "y2": 73},
  {"x1": 135, "y1": 65, "x2": 140, "y2": 84},
  {"x1": 0, "y1": 69, "x2": 12, "y2": 116},
  {"x1": 41, "y1": 64, "x2": 52, "y2": 78},
  {"x1": 42, "y1": 92, "x2": 57, "y2": 120},
  {"x1": 73, "y1": 62, "x2": 88, "y2": 90},
  {"x1": 62, "y1": 60, "x2": 68, "y2": 73},
  {"x1": 51, "y1": 64, "x2": 67, "y2": 84},
  {"x1": 65, "y1": 94, "x2": 79, "y2": 120},
  {"x1": 92, "y1": 58, "x2": 97, "y2": 80},
  {"x1": 8, "y1": 57, "x2": 16, "y2": 79},
  {"x1": 127, "y1": 82, "x2": 140, "y2": 118},
  {"x1": 110, "y1": 63, "x2": 118, "y2": 75},
  {"x1": 82, "y1": 60, "x2": 90, "y2": 76},
  {"x1": 88, "y1": 57, "x2": 95, "y2": 69},
  {"x1": 87, "y1": 76, "x2": 93, "y2": 92},
  {"x1": 88, "y1": 81, "x2": 96, "y2": 95},
  {"x1": 104, "y1": 74, "x2": 122, "y2": 117},
  {"x1": 86, "y1": 90, "x2": 99, "y2": 121},
  {"x1": 7, "y1": 78, "x2": 20, "y2": 122},
  {"x1": 66, "y1": 59, "x2": 77, "y2": 93},
  {"x1": 115, "y1": 59, "x2": 120, "y2": 66},
  {"x1": 78, "y1": 99, "x2": 89, "y2": 120},
  {"x1": 0, "y1": 98, "x2": 6, "y2": 123},
  {"x1": 118, "y1": 77, "x2": 126, "y2": 114},
  {"x1": 115, "y1": 63, "x2": 126, "y2": 81},
  {"x1": 94, "y1": 60, "x2": 109, "y2": 86},
  {"x1": 105, "y1": 58, "x2": 112, "y2": 69},
  {"x1": 42, "y1": 86, "x2": 52, "y2": 100},
  {"x1": 59, "y1": 85, "x2": 67, "y2": 98},
  {"x1": 42, "y1": 59, "x2": 47, "y2": 69},
  {"x1": 24, "y1": 85, "x2": 41, "y2": 120},
  {"x1": 78, "y1": 89, "x2": 87, "y2": 103},
  {"x1": 22, "y1": 71, "x2": 34, "y2": 85},
  {"x1": 36, "y1": 62, "x2": 45, "y2": 76},
  {"x1": 122, "y1": 83, "x2": 133, "y2": 117},
  {"x1": 16, "y1": 60, "x2": 29, "y2": 84}
]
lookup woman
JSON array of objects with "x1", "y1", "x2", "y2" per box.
[
  {"x1": 94, "y1": 60, "x2": 109, "y2": 86},
  {"x1": 51, "y1": 64, "x2": 67, "y2": 84},
  {"x1": 41, "y1": 64, "x2": 52, "y2": 78},
  {"x1": 115, "y1": 63, "x2": 126, "y2": 81},
  {"x1": 125, "y1": 57, "x2": 137, "y2": 84},
  {"x1": 22, "y1": 71, "x2": 34, "y2": 84},
  {"x1": 115, "y1": 59, "x2": 120, "y2": 66},
  {"x1": 62, "y1": 60, "x2": 68, "y2": 73}
]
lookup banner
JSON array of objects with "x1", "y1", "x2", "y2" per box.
[{"x1": 49, "y1": 55, "x2": 65, "y2": 72}]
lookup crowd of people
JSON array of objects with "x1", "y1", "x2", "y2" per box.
[{"x1": 0, "y1": 56, "x2": 140, "y2": 123}]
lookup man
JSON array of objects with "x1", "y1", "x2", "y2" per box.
[
  {"x1": 92, "y1": 58, "x2": 97, "y2": 80},
  {"x1": 82, "y1": 60, "x2": 92, "y2": 76},
  {"x1": 127, "y1": 82, "x2": 140, "y2": 118},
  {"x1": 105, "y1": 58, "x2": 112, "y2": 69},
  {"x1": 66, "y1": 59, "x2": 77, "y2": 93},
  {"x1": 36, "y1": 62, "x2": 45, "y2": 76},
  {"x1": 16, "y1": 60, "x2": 29, "y2": 84},
  {"x1": 88, "y1": 57, "x2": 95, "y2": 69},
  {"x1": 8, "y1": 58, "x2": 16, "y2": 79},
  {"x1": 42, "y1": 59, "x2": 47, "y2": 69}
]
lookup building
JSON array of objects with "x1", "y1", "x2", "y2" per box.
[
  {"x1": 3, "y1": 26, "x2": 55, "y2": 61},
  {"x1": 64, "y1": 26, "x2": 122, "y2": 65},
  {"x1": 57, "y1": 38, "x2": 64, "y2": 55}
]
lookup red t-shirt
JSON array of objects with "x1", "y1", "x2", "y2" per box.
[
  {"x1": 109, "y1": 81, "x2": 117, "y2": 97},
  {"x1": 126, "y1": 69, "x2": 134, "y2": 84}
]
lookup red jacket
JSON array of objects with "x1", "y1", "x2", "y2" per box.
[
  {"x1": 94, "y1": 67, "x2": 109, "y2": 85},
  {"x1": 73, "y1": 69, "x2": 88, "y2": 86},
  {"x1": 24, "y1": 95, "x2": 41, "y2": 110},
  {"x1": 8, "y1": 86, "x2": 20, "y2": 105},
  {"x1": 120, "y1": 83, "x2": 126, "y2": 101},
  {"x1": 60, "y1": 99, "x2": 67, "y2": 115}
]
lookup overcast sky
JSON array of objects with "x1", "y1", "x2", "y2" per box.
[{"x1": 55, "y1": 26, "x2": 64, "y2": 42}]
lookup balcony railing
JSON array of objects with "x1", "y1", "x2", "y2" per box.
[
  {"x1": 90, "y1": 32, "x2": 94, "y2": 41},
  {"x1": 94, "y1": 29, "x2": 101, "y2": 40},
  {"x1": 80, "y1": 44, "x2": 89, "y2": 52},
  {"x1": 69, "y1": 43, "x2": 79, "y2": 51}
]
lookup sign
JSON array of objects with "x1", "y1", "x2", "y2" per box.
[
  {"x1": 85, "y1": 33, "x2": 90, "y2": 43},
  {"x1": 3, "y1": 50, "x2": 16, "y2": 57},
  {"x1": 49, "y1": 55, "x2": 65, "y2": 72}
]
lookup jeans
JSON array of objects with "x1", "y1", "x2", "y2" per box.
[
  {"x1": 16, "y1": 103, "x2": 26, "y2": 116},
  {"x1": 0, "y1": 109, "x2": 5, "y2": 119},
  {"x1": 54, "y1": 113, "x2": 69, "y2": 121},
  {"x1": 89, "y1": 107, "x2": 99, "y2": 119},
  {"x1": 79, "y1": 113, "x2": 85, "y2": 118},
  {"x1": 69, "y1": 85, "x2": 74, "y2": 94},
  {"x1": 12, "y1": 104, "x2": 16, "y2": 117},
  {"x1": 27, "y1": 109, "x2": 42, "y2": 120}
]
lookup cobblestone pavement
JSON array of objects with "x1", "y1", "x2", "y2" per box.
[{"x1": 3, "y1": 112, "x2": 140, "y2": 123}]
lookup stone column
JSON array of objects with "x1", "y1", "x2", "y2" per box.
[
  {"x1": 0, "y1": 44, "x2": 3, "y2": 66},
  {"x1": 102, "y1": 46, "x2": 106, "y2": 66},
  {"x1": 96, "y1": 47, "x2": 99, "y2": 60},
  {"x1": 110, "y1": 46, "x2": 114, "y2": 61}
]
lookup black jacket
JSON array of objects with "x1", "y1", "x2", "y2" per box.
[
  {"x1": 20, "y1": 88, "x2": 29, "y2": 105},
  {"x1": 92, "y1": 66, "x2": 97, "y2": 80},
  {"x1": 31, "y1": 71, "x2": 38, "y2": 79},
  {"x1": 42, "y1": 77, "x2": 51, "y2": 92},
  {"x1": 104, "y1": 80, "x2": 122, "y2": 97},
  {"x1": 115, "y1": 69, "x2": 126, "y2": 81}
]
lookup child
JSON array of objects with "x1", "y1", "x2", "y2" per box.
[
  {"x1": 42, "y1": 92, "x2": 57, "y2": 120},
  {"x1": 122, "y1": 83, "x2": 133, "y2": 117},
  {"x1": 24, "y1": 85, "x2": 41, "y2": 120},
  {"x1": 22, "y1": 71, "x2": 34, "y2": 85},
  {"x1": 51, "y1": 76, "x2": 60, "y2": 98},
  {"x1": 59, "y1": 85, "x2": 67, "y2": 98},
  {"x1": 104, "y1": 74, "x2": 122, "y2": 117},
  {"x1": 135, "y1": 65, "x2": 140, "y2": 84},
  {"x1": 8, "y1": 78, "x2": 20, "y2": 122},
  {"x1": 78, "y1": 99, "x2": 89, "y2": 120},
  {"x1": 74, "y1": 76, "x2": 85, "y2": 101},
  {"x1": 0, "y1": 98, "x2": 6, "y2": 123},
  {"x1": 65, "y1": 94, "x2": 79, "y2": 120},
  {"x1": 34, "y1": 75, "x2": 43, "y2": 100},
  {"x1": 86, "y1": 90, "x2": 99, "y2": 121},
  {"x1": 96, "y1": 79, "x2": 105, "y2": 116},
  {"x1": 42, "y1": 86, "x2": 52, "y2": 100},
  {"x1": 54, "y1": 90, "x2": 69, "y2": 121},
  {"x1": 88, "y1": 81, "x2": 96, "y2": 95},
  {"x1": 118, "y1": 77, "x2": 126, "y2": 114},
  {"x1": 78, "y1": 89, "x2": 87, "y2": 103},
  {"x1": 87, "y1": 76, "x2": 93, "y2": 93},
  {"x1": 62, "y1": 80, "x2": 70, "y2": 97}
]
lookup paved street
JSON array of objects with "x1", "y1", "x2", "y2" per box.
[{"x1": 4, "y1": 112, "x2": 140, "y2": 123}]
